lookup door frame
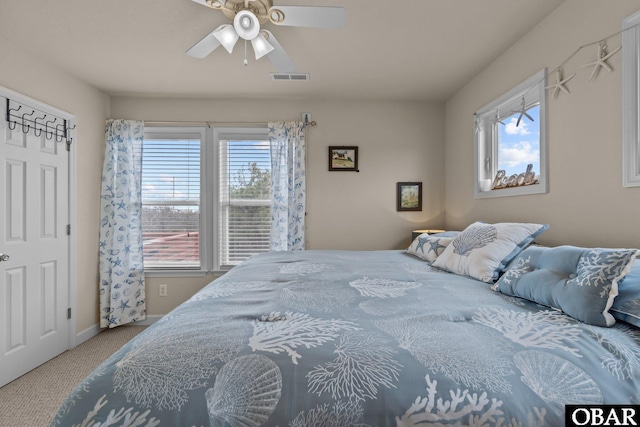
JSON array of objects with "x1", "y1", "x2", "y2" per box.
[{"x1": 0, "y1": 84, "x2": 77, "y2": 349}]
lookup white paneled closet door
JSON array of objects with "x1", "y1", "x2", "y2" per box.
[{"x1": 0, "y1": 96, "x2": 70, "y2": 387}]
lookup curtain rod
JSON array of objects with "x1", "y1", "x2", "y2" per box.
[{"x1": 141, "y1": 119, "x2": 317, "y2": 128}]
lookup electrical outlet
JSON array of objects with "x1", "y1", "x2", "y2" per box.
[{"x1": 159, "y1": 284, "x2": 168, "y2": 297}]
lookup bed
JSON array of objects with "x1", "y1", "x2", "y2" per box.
[{"x1": 52, "y1": 223, "x2": 640, "y2": 427}]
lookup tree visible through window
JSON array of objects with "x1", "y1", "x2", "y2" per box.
[{"x1": 219, "y1": 139, "x2": 271, "y2": 267}]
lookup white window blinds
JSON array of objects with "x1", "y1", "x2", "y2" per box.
[
  {"x1": 141, "y1": 131, "x2": 202, "y2": 269},
  {"x1": 219, "y1": 138, "x2": 271, "y2": 268}
]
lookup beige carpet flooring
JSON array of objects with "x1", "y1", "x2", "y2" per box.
[{"x1": 0, "y1": 325, "x2": 146, "y2": 427}]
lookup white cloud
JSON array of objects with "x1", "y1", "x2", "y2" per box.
[
  {"x1": 254, "y1": 140, "x2": 270, "y2": 150},
  {"x1": 499, "y1": 141, "x2": 539, "y2": 168},
  {"x1": 504, "y1": 117, "x2": 530, "y2": 136}
]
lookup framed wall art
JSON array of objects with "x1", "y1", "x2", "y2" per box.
[
  {"x1": 397, "y1": 182, "x2": 422, "y2": 211},
  {"x1": 329, "y1": 146, "x2": 358, "y2": 171}
]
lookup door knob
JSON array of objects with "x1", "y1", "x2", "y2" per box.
[{"x1": 0, "y1": 254, "x2": 9, "y2": 262}]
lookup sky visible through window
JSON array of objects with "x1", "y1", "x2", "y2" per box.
[
  {"x1": 141, "y1": 138, "x2": 200, "y2": 204},
  {"x1": 497, "y1": 105, "x2": 540, "y2": 177},
  {"x1": 141, "y1": 139, "x2": 270, "y2": 205}
]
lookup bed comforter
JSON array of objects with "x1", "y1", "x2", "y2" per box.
[{"x1": 52, "y1": 250, "x2": 640, "y2": 426}]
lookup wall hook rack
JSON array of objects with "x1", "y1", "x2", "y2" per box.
[{"x1": 5, "y1": 98, "x2": 74, "y2": 145}]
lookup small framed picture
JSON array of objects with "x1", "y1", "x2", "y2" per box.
[
  {"x1": 397, "y1": 182, "x2": 422, "y2": 211},
  {"x1": 329, "y1": 146, "x2": 358, "y2": 171}
]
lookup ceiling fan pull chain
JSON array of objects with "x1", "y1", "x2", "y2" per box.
[{"x1": 244, "y1": 40, "x2": 248, "y2": 66}]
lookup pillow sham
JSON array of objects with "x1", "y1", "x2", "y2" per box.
[
  {"x1": 493, "y1": 245, "x2": 639, "y2": 327},
  {"x1": 431, "y1": 221, "x2": 548, "y2": 282},
  {"x1": 407, "y1": 233, "x2": 453, "y2": 263},
  {"x1": 611, "y1": 259, "x2": 640, "y2": 328}
]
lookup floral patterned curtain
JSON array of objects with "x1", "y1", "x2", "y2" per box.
[
  {"x1": 268, "y1": 121, "x2": 306, "y2": 251},
  {"x1": 99, "y1": 119, "x2": 146, "y2": 328}
]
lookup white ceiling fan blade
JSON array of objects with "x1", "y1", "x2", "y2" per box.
[
  {"x1": 268, "y1": 6, "x2": 346, "y2": 29},
  {"x1": 185, "y1": 25, "x2": 226, "y2": 58},
  {"x1": 190, "y1": 0, "x2": 210, "y2": 7},
  {"x1": 262, "y1": 30, "x2": 298, "y2": 73}
]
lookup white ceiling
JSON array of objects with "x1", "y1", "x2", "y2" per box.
[{"x1": 0, "y1": 0, "x2": 564, "y2": 101}]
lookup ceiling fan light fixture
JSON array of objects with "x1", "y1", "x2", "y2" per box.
[
  {"x1": 213, "y1": 24, "x2": 239, "y2": 53},
  {"x1": 251, "y1": 32, "x2": 275, "y2": 59},
  {"x1": 234, "y1": 10, "x2": 260, "y2": 40}
]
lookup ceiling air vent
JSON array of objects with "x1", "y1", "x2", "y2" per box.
[{"x1": 270, "y1": 73, "x2": 310, "y2": 81}]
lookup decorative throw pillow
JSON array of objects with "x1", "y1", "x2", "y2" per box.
[
  {"x1": 407, "y1": 233, "x2": 453, "y2": 263},
  {"x1": 611, "y1": 258, "x2": 640, "y2": 328},
  {"x1": 431, "y1": 221, "x2": 548, "y2": 282},
  {"x1": 493, "y1": 245, "x2": 639, "y2": 327}
]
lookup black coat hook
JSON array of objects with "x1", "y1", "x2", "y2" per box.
[
  {"x1": 45, "y1": 117, "x2": 57, "y2": 140},
  {"x1": 55, "y1": 123, "x2": 65, "y2": 142},
  {"x1": 33, "y1": 114, "x2": 47, "y2": 137},
  {"x1": 21, "y1": 110, "x2": 35, "y2": 133},
  {"x1": 6, "y1": 103, "x2": 21, "y2": 130}
]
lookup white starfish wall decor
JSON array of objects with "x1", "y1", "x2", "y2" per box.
[
  {"x1": 546, "y1": 69, "x2": 575, "y2": 99},
  {"x1": 581, "y1": 42, "x2": 621, "y2": 81},
  {"x1": 516, "y1": 98, "x2": 534, "y2": 127}
]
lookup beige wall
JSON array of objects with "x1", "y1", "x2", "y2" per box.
[
  {"x1": 444, "y1": 0, "x2": 640, "y2": 249},
  {"x1": 0, "y1": 38, "x2": 110, "y2": 335},
  {"x1": 6, "y1": 0, "x2": 638, "y2": 328},
  {"x1": 111, "y1": 96, "x2": 445, "y2": 314}
]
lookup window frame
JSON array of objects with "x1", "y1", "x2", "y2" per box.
[
  {"x1": 214, "y1": 127, "x2": 271, "y2": 269},
  {"x1": 142, "y1": 125, "x2": 269, "y2": 276},
  {"x1": 622, "y1": 10, "x2": 640, "y2": 187},
  {"x1": 142, "y1": 126, "x2": 208, "y2": 276},
  {"x1": 474, "y1": 69, "x2": 548, "y2": 199}
]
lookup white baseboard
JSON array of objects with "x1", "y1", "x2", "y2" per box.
[
  {"x1": 73, "y1": 316, "x2": 162, "y2": 347},
  {"x1": 74, "y1": 323, "x2": 101, "y2": 347}
]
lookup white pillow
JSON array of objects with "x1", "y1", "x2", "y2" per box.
[
  {"x1": 431, "y1": 222, "x2": 548, "y2": 282},
  {"x1": 407, "y1": 234, "x2": 453, "y2": 263}
]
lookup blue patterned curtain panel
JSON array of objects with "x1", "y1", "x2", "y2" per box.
[
  {"x1": 268, "y1": 121, "x2": 306, "y2": 251},
  {"x1": 99, "y1": 119, "x2": 146, "y2": 328}
]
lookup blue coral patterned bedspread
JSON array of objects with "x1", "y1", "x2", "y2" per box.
[{"x1": 52, "y1": 250, "x2": 640, "y2": 427}]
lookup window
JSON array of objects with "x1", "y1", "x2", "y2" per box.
[
  {"x1": 217, "y1": 129, "x2": 271, "y2": 268},
  {"x1": 623, "y1": 10, "x2": 640, "y2": 187},
  {"x1": 141, "y1": 126, "x2": 271, "y2": 273},
  {"x1": 474, "y1": 69, "x2": 547, "y2": 198},
  {"x1": 141, "y1": 128, "x2": 203, "y2": 269}
]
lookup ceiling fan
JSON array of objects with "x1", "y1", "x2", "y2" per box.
[{"x1": 186, "y1": 0, "x2": 346, "y2": 73}]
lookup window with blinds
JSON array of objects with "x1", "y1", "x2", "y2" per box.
[
  {"x1": 141, "y1": 126, "x2": 271, "y2": 272},
  {"x1": 219, "y1": 138, "x2": 271, "y2": 268},
  {"x1": 141, "y1": 129, "x2": 203, "y2": 269}
]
